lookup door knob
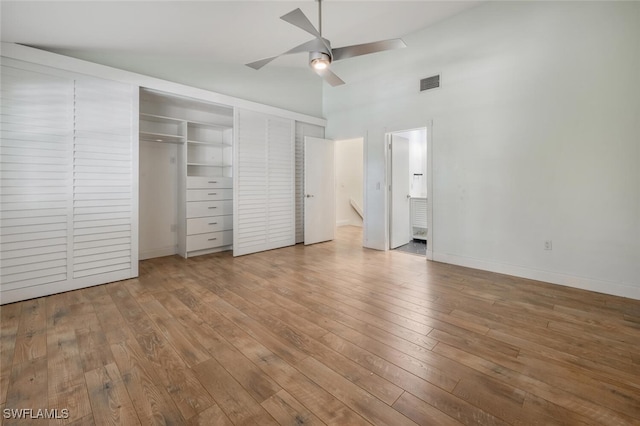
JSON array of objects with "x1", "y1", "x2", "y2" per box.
[
  {"x1": 406, "y1": 194, "x2": 411, "y2": 199},
  {"x1": 306, "y1": 194, "x2": 314, "y2": 198}
]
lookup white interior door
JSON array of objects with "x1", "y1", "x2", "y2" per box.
[
  {"x1": 295, "y1": 122, "x2": 325, "y2": 244},
  {"x1": 304, "y1": 137, "x2": 335, "y2": 245},
  {"x1": 390, "y1": 135, "x2": 411, "y2": 249}
]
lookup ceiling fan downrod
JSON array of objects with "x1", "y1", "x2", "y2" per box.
[{"x1": 318, "y1": 0, "x2": 322, "y2": 37}]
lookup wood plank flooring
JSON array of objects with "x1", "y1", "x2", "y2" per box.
[{"x1": 1, "y1": 226, "x2": 639, "y2": 425}]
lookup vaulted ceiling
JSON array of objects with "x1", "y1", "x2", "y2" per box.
[{"x1": 2, "y1": 1, "x2": 480, "y2": 68}]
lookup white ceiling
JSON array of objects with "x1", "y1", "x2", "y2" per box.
[{"x1": 1, "y1": 1, "x2": 480, "y2": 68}]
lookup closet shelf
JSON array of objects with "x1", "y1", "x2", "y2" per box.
[
  {"x1": 187, "y1": 163, "x2": 232, "y2": 167},
  {"x1": 187, "y1": 140, "x2": 233, "y2": 147},
  {"x1": 139, "y1": 131, "x2": 184, "y2": 144},
  {"x1": 139, "y1": 114, "x2": 231, "y2": 130},
  {"x1": 140, "y1": 113, "x2": 185, "y2": 124},
  {"x1": 188, "y1": 119, "x2": 232, "y2": 129}
]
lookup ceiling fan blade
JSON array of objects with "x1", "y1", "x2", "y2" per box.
[
  {"x1": 332, "y1": 39, "x2": 407, "y2": 62},
  {"x1": 281, "y1": 8, "x2": 322, "y2": 39},
  {"x1": 280, "y1": 8, "x2": 331, "y2": 52},
  {"x1": 314, "y1": 68, "x2": 345, "y2": 87},
  {"x1": 246, "y1": 56, "x2": 278, "y2": 70},
  {"x1": 246, "y1": 38, "x2": 327, "y2": 70},
  {"x1": 286, "y1": 38, "x2": 329, "y2": 55}
]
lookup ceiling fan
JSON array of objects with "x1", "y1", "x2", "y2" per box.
[{"x1": 246, "y1": 0, "x2": 407, "y2": 86}]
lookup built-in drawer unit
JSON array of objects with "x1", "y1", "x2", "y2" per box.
[
  {"x1": 184, "y1": 140, "x2": 233, "y2": 255},
  {"x1": 186, "y1": 176, "x2": 233, "y2": 189},
  {"x1": 187, "y1": 215, "x2": 233, "y2": 235},
  {"x1": 186, "y1": 230, "x2": 233, "y2": 252},
  {"x1": 186, "y1": 200, "x2": 233, "y2": 218},
  {"x1": 186, "y1": 188, "x2": 233, "y2": 202}
]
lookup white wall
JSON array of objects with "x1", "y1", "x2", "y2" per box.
[
  {"x1": 335, "y1": 138, "x2": 364, "y2": 227},
  {"x1": 324, "y1": 1, "x2": 640, "y2": 299}
]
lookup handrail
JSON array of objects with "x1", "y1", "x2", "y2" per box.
[{"x1": 349, "y1": 197, "x2": 363, "y2": 219}]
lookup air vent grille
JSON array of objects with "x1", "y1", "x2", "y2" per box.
[{"x1": 420, "y1": 75, "x2": 440, "y2": 92}]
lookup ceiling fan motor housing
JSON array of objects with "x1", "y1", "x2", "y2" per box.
[{"x1": 309, "y1": 51, "x2": 332, "y2": 70}]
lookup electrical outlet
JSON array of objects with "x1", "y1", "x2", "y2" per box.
[{"x1": 544, "y1": 240, "x2": 552, "y2": 251}]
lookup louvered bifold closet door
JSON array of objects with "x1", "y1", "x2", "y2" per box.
[
  {"x1": 234, "y1": 109, "x2": 295, "y2": 256},
  {"x1": 294, "y1": 122, "x2": 324, "y2": 244},
  {"x1": 0, "y1": 65, "x2": 74, "y2": 300},
  {"x1": 0, "y1": 59, "x2": 137, "y2": 304},
  {"x1": 73, "y1": 78, "x2": 137, "y2": 281}
]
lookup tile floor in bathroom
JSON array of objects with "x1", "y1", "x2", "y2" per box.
[{"x1": 394, "y1": 239, "x2": 427, "y2": 256}]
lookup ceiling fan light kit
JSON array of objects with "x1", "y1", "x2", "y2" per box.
[
  {"x1": 310, "y1": 52, "x2": 331, "y2": 70},
  {"x1": 246, "y1": 0, "x2": 407, "y2": 86}
]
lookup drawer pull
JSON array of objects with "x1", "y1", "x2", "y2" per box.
[
  {"x1": 208, "y1": 222, "x2": 218, "y2": 225},
  {"x1": 208, "y1": 238, "x2": 217, "y2": 241},
  {"x1": 208, "y1": 193, "x2": 217, "y2": 195},
  {"x1": 208, "y1": 206, "x2": 217, "y2": 209},
  {"x1": 208, "y1": 181, "x2": 218, "y2": 184}
]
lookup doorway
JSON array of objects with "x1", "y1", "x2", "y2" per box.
[
  {"x1": 387, "y1": 128, "x2": 428, "y2": 256},
  {"x1": 335, "y1": 138, "x2": 364, "y2": 229}
]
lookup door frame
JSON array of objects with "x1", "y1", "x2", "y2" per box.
[{"x1": 384, "y1": 122, "x2": 433, "y2": 260}]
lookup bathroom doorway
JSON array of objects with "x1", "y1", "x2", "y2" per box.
[{"x1": 387, "y1": 128, "x2": 428, "y2": 257}]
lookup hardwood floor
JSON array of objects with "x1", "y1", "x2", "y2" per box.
[{"x1": 1, "y1": 226, "x2": 639, "y2": 425}]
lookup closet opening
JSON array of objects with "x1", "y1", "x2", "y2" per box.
[{"x1": 138, "y1": 88, "x2": 234, "y2": 260}]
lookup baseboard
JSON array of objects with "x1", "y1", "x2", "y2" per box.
[
  {"x1": 1, "y1": 269, "x2": 134, "y2": 305},
  {"x1": 337, "y1": 220, "x2": 363, "y2": 227},
  {"x1": 186, "y1": 245, "x2": 232, "y2": 258},
  {"x1": 139, "y1": 246, "x2": 177, "y2": 260},
  {"x1": 432, "y1": 252, "x2": 640, "y2": 300}
]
